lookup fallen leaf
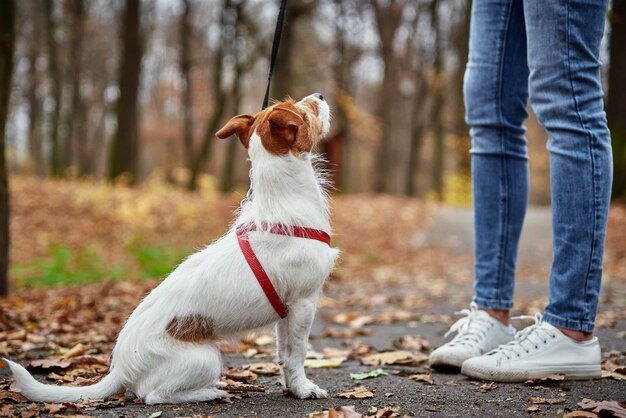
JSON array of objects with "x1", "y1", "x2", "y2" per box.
[
  {"x1": 332, "y1": 313, "x2": 375, "y2": 328},
  {"x1": 148, "y1": 412, "x2": 162, "y2": 418},
  {"x1": 524, "y1": 374, "x2": 565, "y2": 385},
  {"x1": 61, "y1": 343, "x2": 86, "y2": 359},
  {"x1": 409, "y1": 373, "x2": 434, "y2": 385},
  {"x1": 44, "y1": 403, "x2": 66, "y2": 414},
  {"x1": 243, "y1": 362, "x2": 280, "y2": 375},
  {"x1": 241, "y1": 348, "x2": 259, "y2": 358},
  {"x1": 0, "y1": 390, "x2": 29, "y2": 403},
  {"x1": 304, "y1": 358, "x2": 345, "y2": 368},
  {"x1": 224, "y1": 383, "x2": 265, "y2": 393},
  {"x1": 375, "y1": 406, "x2": 400, "y2": 417},
  {"x1": 323, "y1": 347, "x2": 352, "y2": 359},
  {"x1": 223, "y1": 369, "x2": 258, "y2": 384},
  {"x1": 563, "y1": 411, "x2": 599, "y2": 417},
  {"x1": 392, "y1": 335, "x2": 430, "y2": 351},
  {"x1": 578, "y1": 399, "x2": 626, "y2": 418},
  {"x1": 27, "y1": 358, "x2": 72, "y2": 371},
  {"x1": 529, "y1": 397, "x2": 565, "y2": 405},
  {"x1": 336, "y1": 385, "x2": 375, "y2": 399},
  {"x1": 307, "y1": 405, "x2": 362, "y2": 418},
  {"x1": 252, "y1": 335, "x2": 275, "y2": 346},
  {"x1": 527, "y1": 405, "x2": 540, "y2": 412},
  {"x1": 478, "y1": 382, "x2": 498, "y2": 392},
  {"x1": 350, "y1": 368, "x2": 389, "y2": 380},
  {"x1": 360, "y1": 351, "x2": 428, "y2": 367},
  {"x1": 322, "y1": 327, "x2": 372, "y2": 338},
  {"x1": 601, "y1": 370, "x2": 626, "y2": 381}
]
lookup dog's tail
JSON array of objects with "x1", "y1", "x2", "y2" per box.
[{"x1": 3, "y1": 358, "x2": 123, "y2": 403}]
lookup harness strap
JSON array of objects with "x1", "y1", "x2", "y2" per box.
[{"x1": 236, "y1": 223, "x2": 331, "y2": 319}]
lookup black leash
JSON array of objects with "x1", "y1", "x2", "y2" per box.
[
  {"x1": 243, "y1": 0, "x2": 287, "y2": 206},
  {"x1": 261, "y1": 0, "x2": 287, "y2": 110}
]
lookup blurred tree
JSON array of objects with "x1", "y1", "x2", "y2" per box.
[
  {"x1": 64, "y1": 0, "x2": 86, "y2": 177},
  {"x1": 430, "y1": 0, "x2": 445, "y2": 201},
  {"x1": 406, "y1": 71, "x2": 429, "y2": 196},
  {"x1": 271, "y1": 0, "x2": 316, "y2": 100},
  {"x1": 188, "y1": 0, "x2": 229, "y2": 191},
  {"x1": 608, "y1": 0, "x2": 626, "y2": 200},
  {"x1": 0, "y1": 0, "x2": 15, "y2": 297},
  {"x1": 220, "y1": 1, "x2": 256, "y2": 193},
  {"x1": 180, "y1": 0, "x2": 194, "y2": 171},
  {"x1": 24, "y1": 0, "x2": 45, "y2": 175},
  {"x1": 109, "y1": 0, "x2": 143, "y2": 183},
  {"x1": 402, "y1": 2, "x2": 429, "y2": 196},
  {"x1": 371, "y1": 0, "x2": 407, "y2": 193},
  {"x1": 44, "y1": 0, "x2": 63, "y2": 176},
  {"x1": 331, "y1": 0, "x2": 367, "y2": 192},
  {"x1": 452, "y1": 0, "x2": 472, "y2": 176}
]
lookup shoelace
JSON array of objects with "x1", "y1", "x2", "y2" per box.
[
  {"x1": 487, "y1": 313, "x2": 557, "y2": 359},
  {"x1": 444, "y1": 303, "x2": 493, "y2": 346}
]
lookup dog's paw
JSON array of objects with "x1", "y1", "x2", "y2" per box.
[
  {"x1": 288, "y1": 380, "x2": 328, "y2": 399},
  {"x1": 215, "y1": 381, "x2": 228, "y2": 389}
]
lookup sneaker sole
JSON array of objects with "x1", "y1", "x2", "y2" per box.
[{"x1": 461, "y1": 363, "x2": 601, "y2": 382}]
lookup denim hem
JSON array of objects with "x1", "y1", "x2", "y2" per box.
[
  {"x1": 543, "y1": 311, "x2": 595, "y2": 333},
  {"x1": 473, "y1": 296, "x2": 513, "y2": 310}
]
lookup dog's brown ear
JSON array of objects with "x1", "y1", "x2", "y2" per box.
[
  {"x1": 266, "y1": 107, "x2": 304, "y2": 153},
  {"x1": 216, "y1": 114, "x2": 255, "y2": 148}
]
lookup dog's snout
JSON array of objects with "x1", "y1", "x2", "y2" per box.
[{"x1": 314, "y1": 93, "x2": 324, "y2": 101}]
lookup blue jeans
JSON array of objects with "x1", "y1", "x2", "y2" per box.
[{"x1": 466, "y1": 0, "x2": 612, "y2": 333}]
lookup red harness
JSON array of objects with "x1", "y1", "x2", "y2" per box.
[{"x1": 236, "y1": 223, "x2": 331, "y2": 319}]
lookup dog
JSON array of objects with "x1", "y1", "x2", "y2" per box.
[{"x1": 5, "y1": 93, "x2": 339, "y2": 404}]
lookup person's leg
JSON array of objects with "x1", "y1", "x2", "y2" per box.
[
  {"x1": 429, "y1": 0, "x2": 529, "y2": 369},
  {"x1": 467, "y1": 0, "x2": 529, "y2": 321},
  {"x1": 461, "y1": 0, "x2": 610, "y2": 383},
  {"x1": 524, "y1": 0, "x2": 612, "y2": 338}
]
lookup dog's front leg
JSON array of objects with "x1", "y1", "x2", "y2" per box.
[
  {"x1": 283, "y1": 298, "x2": 327, "y2": 399},
  {"x1": 275, "y1": 318, "x2": 290, "y2": 387}
]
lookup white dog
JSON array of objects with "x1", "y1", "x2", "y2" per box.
[{"x1": 5, "y1": 93, "x2": 339, "y2": 404}]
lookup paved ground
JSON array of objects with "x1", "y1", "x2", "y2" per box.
[
  {"x1": 4, "y1": 311, "x2": 624, "y2": 418},
  {"x1": 2, "y1": 206, "x2": 625, "y2": 417},
  {"x1": 413, "y1": 206, "x2": 554, "y2": 265}
]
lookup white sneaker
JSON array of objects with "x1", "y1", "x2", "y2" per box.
[
  {"x1": 429, "y1": 303, "x2": 515, "y2": 369},
  {"x1": 461, "y1": 313, "x2": 601, "y2": 382}
]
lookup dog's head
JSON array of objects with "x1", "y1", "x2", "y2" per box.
[{"x1": 216, "y1": 93, "x2": 330, "y2": 156}]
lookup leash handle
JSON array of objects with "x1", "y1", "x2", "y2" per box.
[{"x1": 262, "y1": 0, "x2": 287, "y2": 110}]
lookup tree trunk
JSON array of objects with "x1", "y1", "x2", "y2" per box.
[
  {"x1": 109, "y1": 0, "x2": 142, "y2": 184},
  {"x1": 180, "y1": 0, "x2": 194, "y2": 171},
  {"x1": 270, "y1": 0, "x2": 315, "y2": 101},
  {"x1": 371, "y1": 0, "x2": 406, "y2": 193},
  {"x1": 66, "y1": 0, "x2": 85, "y2": 177},
  {"x1": 331, "y1": 0, "x2": 362, "y2": 192},
  {"x1": 188, "y1": 0, "x2": 229, "y2": 191},
  {"x1": 44, "y1": 0, "x2": 62, "y2": 176},
  {"x1": 453, "y1": 0, "x2": 472, "y2": 176},
  {"x1": 405, "y1": 74, "x2": 429, "y2": 196},
  {"x1": 220, "y1": 2, "x2": 244, "y2": 194},
  {"x1": 430, "y1": 0, "x2": 445, "y2": 201},
  {"x1": 608, "y1": 0, "x2": 626, "y2": 200},
  {"x1": 0, "y1": 0, "x2": 15, "y2": 297},
  {"x1": 25, "y1": 4, "x2": 44, "y2": 176}
]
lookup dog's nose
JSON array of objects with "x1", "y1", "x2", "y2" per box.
[{"x1": 314, "y1": 93, "x2": 324, "y2": 101}]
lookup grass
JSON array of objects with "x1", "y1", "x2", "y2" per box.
[
  {"x1": 11, "y1": 240, "x2": 192, "y2": 288},
  {"x1": 126, "y1": 238, "x2": 191, "y2": 279}
]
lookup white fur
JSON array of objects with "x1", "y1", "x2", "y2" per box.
[{"x1": 6, "y1": 95, "x2": 338, "y2": 404}]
